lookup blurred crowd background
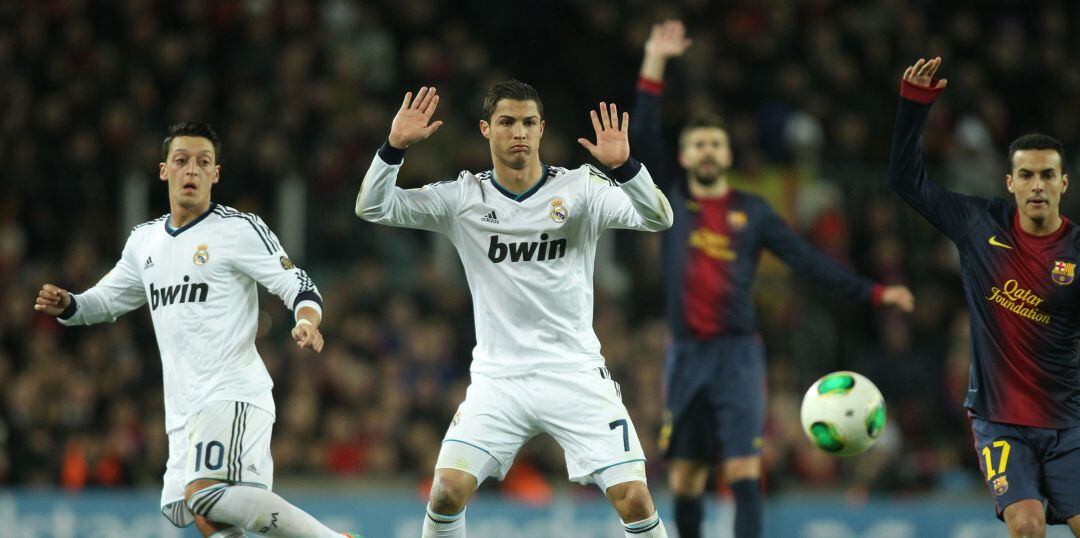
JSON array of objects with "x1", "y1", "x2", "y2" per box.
[{"x1": 5, "y1": 0, "x2": 1080, "y2": 505}]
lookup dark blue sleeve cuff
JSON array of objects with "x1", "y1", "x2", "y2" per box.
[
  {"x1": 292, "y1": 290, "x2": 323, "y2": 311},
  {"x1": 609, "y1": 157, "x2": 642, "y2": 184},
  {"x1": 58, "y1": 294, "x2": 78, "y2": 320},
  {"x1": 378, "y1": 140, "x2": 407, "y2": 165}
]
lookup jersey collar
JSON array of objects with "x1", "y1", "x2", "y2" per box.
[
  {"x1": 490, "y1": 164, "x2": 549, "y2": 203},
  {"x1": 165, "y1": 202, "x2": 218, "y2": 237}
]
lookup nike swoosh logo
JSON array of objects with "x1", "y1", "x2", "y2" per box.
[{"x1": 988, "y1": 236, "x2": 1013, "y2": 250}]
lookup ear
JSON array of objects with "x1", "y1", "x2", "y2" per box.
[
  {"x1": 479, "y1": 120, "x2": 490, "y2": 139},
  {"x1": 539, "y1": 119, "x2": 546, "y2": 138},
  {"x1": 1063, "y1": 173, "x2": 1069, "y2": 193},
  {"x1": 159, "y1": 162, "x2": 168, "y2": 182},
  {"x1": 678, "y1": 148, "x2": 689, "y2": 170},
  {"x1": 212, "y1": 165, "x2": 221, "y2": 185},
  {"x1": 1005, "y1": 174, "x2": 1014, "y2": 193}
]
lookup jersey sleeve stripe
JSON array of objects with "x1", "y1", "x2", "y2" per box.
[{"x1": 212, "y1": 206, "x2": 276, "y2": 255}]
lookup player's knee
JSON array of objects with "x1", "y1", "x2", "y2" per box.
[
  {"x1": 722, "y1": 456, "x2": 761, "y2": 483},
  {"x1": 184, "y1": 478, "x2": 224, "y2": 503},
  {"x1": 668, "y1": 461, "x2": 708, "y2": 497},
  {"x1": 1006, "y1": 511, "x2": 1045, "y2": 537},
  {"x1": 607, "y1": 481, "x2": 655, "y2": 522},
  {"x1": 428, "y1": 470, "x2": 474, "y2": 515}
]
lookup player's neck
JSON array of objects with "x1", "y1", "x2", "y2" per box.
[
  {"x1": 170, "y1": 198, "x2": 213, "y2": 229},
  {"x1": 688, "y1": 175, "x2": 729, "y2": 199},
  {"x1": 1018, "y1": 211, "x2": 1064, "y2": 236},
  {"x1": 492, "y1": 159, "x2": 545, "y2": 195}
]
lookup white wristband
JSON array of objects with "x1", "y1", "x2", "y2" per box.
[{"x1": 295, "y1": 319, "x2": 313, "y2": 327}]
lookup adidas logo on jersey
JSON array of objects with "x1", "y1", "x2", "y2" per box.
[
  {"x1": 488, "y1": 234, "x2": 567, "y2": 263},
  {"x1": 480, "y1": 210, "x2": 499, "y2": 224},
  {"x1": 144, "y1": 257, "x2": 154, "y2": 270},
  {"x1": 150, "y1": 275, "x2": 209, "y2": 310}
]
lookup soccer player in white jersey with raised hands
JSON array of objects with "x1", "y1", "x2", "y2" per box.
[
  {"x1": 356, "y1": 82, "x2": 673, "y2": 537},
  {"x1": 34, "y1": 122, "x2": 359, "y2": 538}
]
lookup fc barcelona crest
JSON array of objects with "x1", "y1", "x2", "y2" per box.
[
  {"x1": 193, "y1": 244, "x2": 210, "y2": 266},
  {"x1": 1052, "y1": 260, "x2": 1075, "y2": 286},
  {"x1": 727, "y1": 211, "x2": 748, "y2": 231},
  {"x1": 550, "y1": 198, "x2": 568, "y2": 223},
  {"x1": 992, "y1": 475, "x2": 1009, "y2": 496}
]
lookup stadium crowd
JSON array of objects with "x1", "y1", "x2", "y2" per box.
[{"x1": 5, "y1": 0, "x2": 1080, "y2": 503}]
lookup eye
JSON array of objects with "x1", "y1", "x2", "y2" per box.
[{"x1": 200, "y1": 159, "x2": 210, "y2": 166}]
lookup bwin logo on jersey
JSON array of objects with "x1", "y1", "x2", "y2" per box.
[
  {"x1": 150, "y1": 276, "x2": 209, "y2": 310},
  {"x1": 488, "y1": 234, "x2": 566, "y2": 263}
]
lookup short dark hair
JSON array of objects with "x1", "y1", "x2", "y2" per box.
[
  {"x1": 1008, "y1": 133, "x2": 1066, "y2": 173},
  {"x1": 481, "y1": 80, "x2": 543, "y2": 121},
  {"x1": 161, "y1": 121, "x2": 222, "y2": 162},
  {"x1": 679, "y1": 113, "x2": 727, "y2": 146}
]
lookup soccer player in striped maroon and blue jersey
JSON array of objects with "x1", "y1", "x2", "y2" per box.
[
  {"x1": 630, "y1": 21, "x2": 915, "y2": 538},
  {"x1": 891, "y1": 57, "x2": 1080, "y2": 537}
]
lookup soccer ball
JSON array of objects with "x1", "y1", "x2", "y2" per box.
[{"x1": 800, "y1": 371, "x2": 886, "y2": 456}]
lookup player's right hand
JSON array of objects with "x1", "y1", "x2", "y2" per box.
[
  {"x1": 902, "y1": 57, "x2": 948, "y2": 90},
  {"x1": 645, "y1": 20, "x2": 692, "y2": 59},
  {"x1": 388, "y1": 86, "x2": 444, "y2": 150},
  {"x1": 34, "y1": 283, "x2": 71, "y2": 317}
]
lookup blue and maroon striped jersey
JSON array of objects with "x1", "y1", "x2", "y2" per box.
[
  {"x1": 631, "y1": 80, "x2": 881, "y2": 340},
  {"x1": 890, "y1": 81, "x2": 1080, "y2": 428}
]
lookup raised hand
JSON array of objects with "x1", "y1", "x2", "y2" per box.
[
  {"x1": 578, "y1": 103, "x2": 630, "y2": 169},
  {"x1": 34, "y1": 283, "x2": 71, "y2": 316},
  {"x1": 902, "y1": 57, "x2": 948, "y2": 90},
  {"x1": 645, "y1": 20, "x2": 692, "y2": 59},
  {"x1": 880, "y1": 285, "x2": 915, "y2": 313},
  {"x1": 388, "y1": 86, "x2": 444, "y2": 150}
]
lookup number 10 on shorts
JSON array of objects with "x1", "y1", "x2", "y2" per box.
[{"x1": 609, "y1": 419, "x2": 629, "y2": 452}]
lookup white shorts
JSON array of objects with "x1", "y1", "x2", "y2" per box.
[
  {"x1": 436, "y1": 368, "x2": 647, "y2": 485},
  {"x1": 160, "y1": 400, "x2": 275, "y2": 527}
]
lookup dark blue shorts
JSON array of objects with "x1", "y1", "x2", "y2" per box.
[
  {"x1": 660, "y1": 334, "x2": 766, "y2": 462},
  {"x1": 970, "y1": 414, "x2": 1080, "y2": 523}
]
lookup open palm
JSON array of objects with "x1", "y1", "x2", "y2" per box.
[
  {"x1": 646, "y1": 20, "x2": 692, "y2": 59},
  {"x1": 388, "y1": 86, "x2": 444, "y2": 149},
  {"x1": 577, "y1": 102, "x2": 630, "y2": 168}
]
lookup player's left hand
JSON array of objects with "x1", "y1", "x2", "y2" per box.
[
  {"x1": 578, "y1": 102, "x2": 630, "y2": 168},
  {"x1": 292, "y1": 322, "x2": 324, "y2": 352},
  {"x1": 880, "y1": 285, "x2": 915, "y2": 313}
]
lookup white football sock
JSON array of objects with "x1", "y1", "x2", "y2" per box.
[
  {"x1": 188, "y1": 483, "x2": 340, "y2": 537},
  {"x1": 624, "y1": 511, "x2": 668, "y2": 537},
  {"x1": 422, "y1": 504, "x2": 466, "y2": 537}
]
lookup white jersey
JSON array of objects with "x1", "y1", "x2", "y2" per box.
[
  {"x1": 356, "y1": 147, "x2": 672, "y2": 376},
  {"x1": 59, "y1": 204, "x2": 322, "y2": 431}
]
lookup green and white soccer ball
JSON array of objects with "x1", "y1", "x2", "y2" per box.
[{"x1": 800, "y1": 371, "x2": 886, "y2": 456}]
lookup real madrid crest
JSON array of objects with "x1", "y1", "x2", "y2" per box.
[
  {"x1": 550, "y1": 198, "x2": 568, "y2": 223},
  {"x1": 193, "y1": 244, "x2": 210, "y2": 265}
]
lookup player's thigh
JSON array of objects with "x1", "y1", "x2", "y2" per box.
[
  {"x1": 534, "y1": 368, "x2": 647, "y2": 483},
  {"x1": 185, "y1": 400, "x2": 275, "y2": 489},
  {"x1": 710, "y1": 336, "x2": 766, "y2": 459},
  {"x1": 970, "y1": 416, "x2": 1042, "y2": 520},
  {"x1": 663, "y1": 389, "x2": 717, "y2": 462},
  {"x1": 437, "y1": 373, "x2": 539, "y2": 483},
  {"x1": 1040, "y1": 425, "x2": 1080, "y2": 522},
  {"x1": 161, "y1": 427, "x2": 196, "y2": 528}
]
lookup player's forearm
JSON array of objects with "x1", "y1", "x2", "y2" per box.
[
  {"x1": 612, "y1": 160, "x2": 674, "y2": 231},
  {"x1": 355, "y1": 142, "x2": 405, "y2": 221},
  {"x1": 294, "y1": 304, "x2": 321, "y2": 328},
  {"x1": 887, "y1": 81, "x2": 943, "y2": 198},
  {"x1": 57, "y1": 289, "x2": 118, "y2": 326},
  {"x1": 639, "y1": 52, "x2": 669, "y2": 82}
]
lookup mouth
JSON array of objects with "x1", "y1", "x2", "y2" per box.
[
  {"x1": 510, "y1": 145, "x2": 529, "y2": 153},
  {"x1": 182, "y1": 182, "x2": 198, "y2": 194},
  {"x1": 1027, "y1": 199, "x2": 1048, "y2": 208}
]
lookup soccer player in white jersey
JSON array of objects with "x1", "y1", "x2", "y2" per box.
[
  {"x1": 356, "y1": 82, "x2": 673, "y2": 537},
  {"x1": 34, "y1": 122, "x2": 359, "y2": 538}
]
